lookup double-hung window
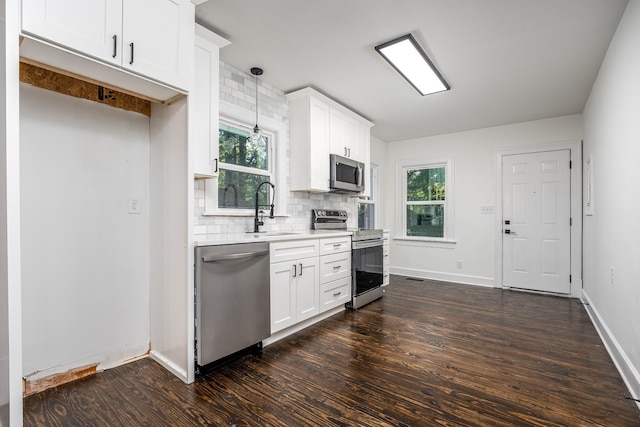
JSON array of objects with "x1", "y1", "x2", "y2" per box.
[
  {"x1": 203, "y1": 101, "x2": 286, "y2": 217},
  {"x1": 397, "y1": 158, "x2": 454, "y2": 241},
  {"x1": 217, "y1": 119, "x2": 273, "y2": 210},
  {"x1": 358, "y1": 164, "x2": 379, "y2": 229}
]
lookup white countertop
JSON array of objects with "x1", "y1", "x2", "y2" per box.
[{"x1": 194, "y1": 230, "x2": 352, "y2": 246}]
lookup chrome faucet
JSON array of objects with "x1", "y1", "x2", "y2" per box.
[{"x1": 254, "y1": 181, "x2": 275, "y2": 232}]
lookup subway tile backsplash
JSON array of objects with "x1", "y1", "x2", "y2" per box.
[{"x1": 193, "y1": 62, "x2": 358, "y2": 236}]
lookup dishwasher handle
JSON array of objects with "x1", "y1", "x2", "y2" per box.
[{"x1": 202, "y1": 249, "x2": 269, "y2": 263}]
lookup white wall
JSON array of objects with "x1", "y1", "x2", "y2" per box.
[
  {"x1": 582, "y1": 0, "x2": 640, "y2": 401},
  {"x1": 384, "y1": 115, "x2": 583, "y2": 286},
  {"x1": 20, "y1": 84, "x2": 150, "y2": 381}
]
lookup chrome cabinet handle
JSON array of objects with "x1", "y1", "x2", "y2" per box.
[
  {"x1": 129, "y1": 42, "x2": 134, "y2": 65},
  {"x1": 292, "y1": 264, "x2": 297, "y2": 277},
  {"x1": 333, "y1": 243, "x2": 341, "y2": 248},
  {"x1": 112, "y1": 35, "x2": 117, "y2": 58},
  {"x1": 333, "y1": 291, "x2": 342, "y2": 297},
  {"x1": 299, "y1": 263, "x2": 303, "y2": 276},
  {"x1": 333, "y1": 265, "x2": 341, "y2": 270}
]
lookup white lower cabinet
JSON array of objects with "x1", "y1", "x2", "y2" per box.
[
  {"x1": 270, "y1": 240, "x2": 320, "y2": 334},
  {"x1": 318, "y1": 236, "x2": 351, "y2": 313},
  {"x1": 320, "y1": 276, "x2": 351, "y2": 312},
  {"x1": 382, "y1": 230, "x2": 390, "y2": 286},
  {"x1": 270, "y1": 236, "x2": 351, "y2": 334}
]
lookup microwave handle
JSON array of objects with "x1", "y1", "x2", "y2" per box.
[{"x1": 356, "y1": 164, "x2": 363, "y2": 187}]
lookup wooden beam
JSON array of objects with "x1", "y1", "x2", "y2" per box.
[{"x1": 19, "y1": 60, "x2": 152, "y2": 116}]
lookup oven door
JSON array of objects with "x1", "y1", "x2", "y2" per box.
[{"x1": 352, "y1": 239, "x2": 383, "y2": 295}]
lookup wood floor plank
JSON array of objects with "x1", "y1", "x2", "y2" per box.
[{"x1": 23, "y1": 276, "x2": 640, "y2": 426}]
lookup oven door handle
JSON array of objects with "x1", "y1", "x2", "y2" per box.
[{"x1": 352, "y1": 239, "x2": 383, "y2": 250}]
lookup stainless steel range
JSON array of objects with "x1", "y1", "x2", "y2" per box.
[{"x1": 312, "y1": 209, "x2": 384, "y2": 309}]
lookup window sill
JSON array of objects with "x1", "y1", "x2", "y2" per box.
[{"x1": 393, "y1": 236, "x2": 457, "y2": 248}]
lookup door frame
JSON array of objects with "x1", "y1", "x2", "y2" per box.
[{"x1": 494, "y1": 140, "x2": 582, "y2": 297}]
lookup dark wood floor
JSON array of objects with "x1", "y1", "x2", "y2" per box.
[{"x1": 24, "y1": 276, "x2": 640, "y2": 426}]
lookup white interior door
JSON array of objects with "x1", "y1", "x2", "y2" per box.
[{"x1": 502, "y1": 150, "x2": 571, "y2": 294}]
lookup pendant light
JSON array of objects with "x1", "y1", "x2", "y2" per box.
[{"x1": 249, "y1": 67, "x2": 266, "y2": 146}]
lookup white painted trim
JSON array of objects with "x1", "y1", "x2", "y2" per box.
[
  {"x1": 150, "y1": 350, "x2": 189, "y2": 383},
  {"x1": 581, "y1": 290, "x2": 640, "y2": 409},
  {"x1": 494, "y1": 140, "x2": 582, "y2": 297},
  {"x1": 263, "y1": 306, "x2": 345, "y2": 347},
  {"x1": 390, "y1": 267, "x2": 495, "y2": 288},
  {"x1": 2, "y1": 0, "x2": 23, "y2": 421}
]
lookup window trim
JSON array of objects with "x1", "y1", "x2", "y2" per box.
[
  {"x1": 203, "y1": 101, "x2": 287, "y2": 216},
  {"x1": 395, "y1": 157, "x2": 455, "y2": 243},
  {"x1": 358, "y1": 163, "x2": 379, "y2": 228}
]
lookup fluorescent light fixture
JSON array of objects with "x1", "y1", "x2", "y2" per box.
[{"x1": 375, "y1": 34, "x2": 449, "y2": 96}]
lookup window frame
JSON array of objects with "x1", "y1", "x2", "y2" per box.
[
  {"x1": 203, "y1": 101, "x2": 287, "y2": 216},
  {"x1": 395, "y1": 157, "x2": 455, "y2": 243},
  {"x1": 358, "y1": 163, "x2": 379, "y2": 229}
]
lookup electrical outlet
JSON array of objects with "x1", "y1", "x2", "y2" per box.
[
  {"x1": 457, "y1": 260, "x2": 463, "y2": 269},
  {"x1": 480, "y1": 205, "x2": 494, "y2": 214},
  {"x1": 128, "y1": 196, "x2": 141, "y2": 214},
  {"x1": 611, "y1": 267, "x2": 615, "y2": 285}
]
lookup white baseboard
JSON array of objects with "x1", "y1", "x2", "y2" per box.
[
  {"x1": 149, "y1": 350, "x2": 188, "y2": 383},
  {"x1": 390, "y1": 267, "x2": 496, "y2": 288},
  {"x1": 581, "y1": 290, "x2": 640, "y2": 409},
  {"x1": 263, "y1": 306, "x2": 345, "y2": 347}
]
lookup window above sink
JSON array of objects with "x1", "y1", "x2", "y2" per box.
[{"x1": 202, "y1": 101, "x2": 287, "y2": 217}]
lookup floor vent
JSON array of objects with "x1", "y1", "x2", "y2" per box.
[{"x1": 406, "y1": 277, "x2": 425, "y2": 282}]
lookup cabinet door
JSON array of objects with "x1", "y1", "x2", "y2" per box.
[
  {"x1": 122, "y1": 0, "x2": 192, "y2": 90},
  {"x1": 295, "y1": 258, "x2": 319, "y2": 323},
  {"x1": 192, "y1": 32, "x2": 220, "y2": 177},
  {"x1": 329, "y1": 107, "x2": 348, "y2": 157},
  {"x1": 270, "y1": 262, "x2": 297, "y2": 333},
  {"x1": 22, "y1": 0, "x2": 122, "y2": 66},
  {"x1": 308, "y1": 97, "x2": 331, "y2": 191},
  {"x1": 345, "y1": 116, "x2": 360, "y2": 159}
]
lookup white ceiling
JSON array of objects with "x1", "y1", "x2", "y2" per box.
[{"x1": 196, "y1": 0, "x2": 629, "y2": 142}]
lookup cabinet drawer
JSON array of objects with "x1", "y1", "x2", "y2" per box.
[
  {"x1": 270, "y1": 239, "x2": 319, "y2": 264},
  {"x1": 319, "y1": 252, "x2": 351, "y2": 284},
  {"x1": 383, "y1": 245, "x2": 390, "y2": 265},
  {"x1": 319, "y1": 236, "x2": 351, "y2": 255},
  {"x1": 320, "y1": 276, "x2": 351, "y2": 312}
]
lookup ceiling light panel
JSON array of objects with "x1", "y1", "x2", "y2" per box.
[{"x1": 375, "y1": 34, "x2": 449, "y2": 96}]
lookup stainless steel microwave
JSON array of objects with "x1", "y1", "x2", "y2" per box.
[{"x1": 329, "y1": 154, "x2": 365, "y2": 194}]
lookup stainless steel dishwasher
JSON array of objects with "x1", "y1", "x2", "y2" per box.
[{"x1": 195, "y1": 242, "x2": 271, "y2": 369}]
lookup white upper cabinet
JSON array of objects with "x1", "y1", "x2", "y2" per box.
[
  {"x1": 329, "y1": 107, "x2": 361, "y2": 161},
  {"x1": 191, "y1": 25, "x2": 230, "y2": 178},
  {"x1": 21, "y1": 0, "x2": 193, "y2": 94},
  {"x1": 22, "y1": 0, "x2": 123, "y2": 65},
  {"x1": 121, "y1": 0, "x2": 192, "y2": 90},
  {"x1": 287, "y1": 90, "x2": 331, "y2": 192},
  {"x1": 287, "y1": 87, "x2": 373, "y2": 193}
]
